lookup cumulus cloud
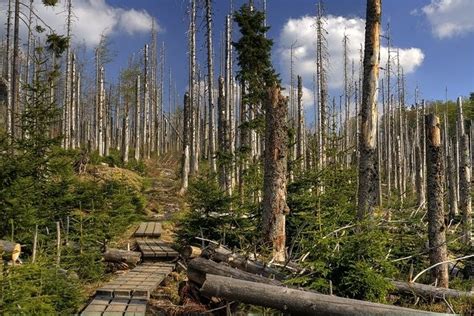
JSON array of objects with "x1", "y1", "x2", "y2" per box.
[
  {"x1": 420, "y1": 0, "x2": 474, "y2": 39},
  {"x1": 0, "y1": 0, "x2": 158, "y2": 47},
  {"x1": 278, "y1": 15, "x2": 424, "y2": 92}
]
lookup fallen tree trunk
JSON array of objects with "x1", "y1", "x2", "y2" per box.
[
  {"x1": 187, "y1": 257, "x2": 281, "y2": 286},
  {"x1": 391, "y1": 280, "x2": 474, "y2": 299},
  {"x1": 182, "y1": 245, "x2": 202, "y2": 259},
  {"x1": 201, "y1": 274, "x2": 448, "y2": 316},
  {"x1": 0, "y1": 240, "x2": 21, "y2": 261},
  {"x1": 103, "y1": 248, "x2": 141, "y2": 267},
  {"x1": 202, "y1": 245, "x2": 286, "y2": 279}
]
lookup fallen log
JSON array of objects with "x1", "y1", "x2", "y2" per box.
[
  {"x1": 202, "y1": 245, "x2": 286, "y2": 280},
  {"x1": 391, "y1": 280, "x2": 474, "y2": 299},
  {"x1": 187, "y1": 257, "x2": 281, "y2": 286},
  {"x1": 182, "y1": 245, "x2": 202, "y2": 259},
  {"x1": 0, "y1": 240, "x2": 21, "y2": 261},
  {"x1": 201, "y1": 274, "x2": 448, "y2": 316},
  {"x1": 103, "y1": 248, "x2": 141, "y2": 267}
]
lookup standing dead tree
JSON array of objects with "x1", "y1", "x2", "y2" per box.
[
  {"x1": 205, "y1": 0, "x2": 217, "y2": 174},
  {"x1": 357, "y1": 0, "x2": 381, "y2": 220},
  {"x1": 262, "y1": 86, "x2": 289, "y2": 262},
  {"x1": 425, "y1": 113, "x2": 449, "y2": 288},
  {"x1": 457, "y1": 97, "x2": 472, "y2": 245}
]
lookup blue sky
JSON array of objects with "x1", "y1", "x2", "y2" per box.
[{"x1": 1, "y1": 0, "x2": 473, "y2": 107}]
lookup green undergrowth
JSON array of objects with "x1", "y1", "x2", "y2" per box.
[
  {"x1": 176, "y1": 161, "x2": 474, "y2": 313},
  {"x1": 0, "y1": 144, "x2": 148, "y2": 314}
]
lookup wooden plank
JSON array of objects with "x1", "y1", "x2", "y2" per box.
[
  {"x1": 134, "y1": 222, "x2": 147, "y2": 237},
  {"x1": 144, "y1": 222, "x2": 155, "y2": 236},
  {"x1": 152, "y1": 222, "x2": 162, "y2": 237}
]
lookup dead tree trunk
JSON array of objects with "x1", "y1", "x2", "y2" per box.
[
  {"x1": 447, "y1": 142, "x2": 458, "y2": 220},
  {"x1": 98, "y1": 67, "x2": 105, "y2": 156},
  {"x1": 11, "y1": 0, "x2": 20, "y2": 140},
  {"x1": 296, "y1": 75, "x2": 305, "y2": 172},
  {"x1": 0, "y1": 240, "x2": 21, "y2": 262},
  {"x1": 217, "y1": 77, "x2": 227, "y2": 191},
  {"x1": 357, "y1": 0, "x2": 381, "y2": 220},
  {"x1": 179, "y1": 92, "x2": 191, "y2": 195},
  {"x1": 200, "y1": 274, "x2": 443, "y2": 316},
  {"x1": 205, "y1": 0, "x2": 217, "y2": 174},
  {"x1": 262, "y1": 86, "x2": 289, "y2": 262},
  {"x1": 457, "y1": 97, "x2": 472, "y2": 245},
  {"x1": 5, "y1": 0, "x2": 13, "y2": 137},
  {"x1": 122, "y1": 97, "x2": 130, "y2": 163},
  {"x1": 425, "y1": 113, "x2": 449, "y2": 288},
  {"x1": 134, "y1": 75, "x2": 141, "y2": 161}
]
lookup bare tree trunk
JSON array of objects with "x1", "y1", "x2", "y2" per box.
[
  {"x1": 425, "y1": 113, "x2": 449, "y2": 288},
  {"x1": 180, "y1": 92, "x2": 191, "y2": 195},
  {"x1": 144, "y1": 44, "x2": 150, "y2": 159},
  {"x1": 70, "y1": 54, "x2": 77, "y2": 149},
  {"x1": 357, "y1": 0, "x2": 381, "y2": 220},
  {"x1": 122, "y1": 98, "x2": 130, "y2": 163},
  {"x1": 447, "y1": 142, "x2": 458, "y2": 220},
  {"x1": 98, "y1": 67, "x2": 105, "y2": 156},
  {"x1": 296, "y1": 76, "x2": 305, "y2": 172},
  {"x1": 225, "y1": 15, "x2": 233, "y2": 195},
  {"x1": 5, "y1": 0, "x2": 13, "y2": 137},
  {"x1": 416, "y1": 146, "x2": 426, "y2": 209},
  {"x1": 134, "y1": 75, "x2": 141, "y2": 161},
  {"x1": 262, "y1": 86, "x2": 289, "y2": 262},
  {"x1": 457, "y1": 97, "x2": 472, "y2": 245},
  {"x1": 217, "y1": 77, "x2": 227, "y2": 191},
  {"x1": 189, "y1": 0, "x2": 198, "y2": 175},
  {"x1": 11, "y1": 0, "x2": 20, "y2": 140},
  {"x1": 316, "y1": 1, "x2": 328, "y2": 171}
]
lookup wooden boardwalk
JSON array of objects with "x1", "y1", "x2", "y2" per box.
[
  {"x1": 133, "y1": 222, "x2": 162, "y2": 238},
  {"x1": 81, "y1": 221, "x2": 177, "y2": 316},
  {"x1": 136, "y1": 239, "x2": 179, "y2": 259},
  {"x1": 81, "y1": 296, "x2": 147, "y2": 316},
  {"x1": 95, "y1": 262, "x2": 174, "y2": 300}
]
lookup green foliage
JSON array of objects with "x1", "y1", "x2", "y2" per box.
[
  {"x1": 175, "y1": 175, "x2": 256, "y2": 248},
  {"x1": 286, "y1": 167, "x2": 395, "y2": 302},
  {"x1": 333, "y1": 227, "x2": 396, "y2": 301},
  {"x1": 88, "y1": 149, "x2": 146, "y2": 174},
  {"x1": 234, "y1": 4, "x2": 279, "y2": 107},
  {"x1": 42, "y1": 0, "x2": 59, "y2": 6},
  {"x1": 0, "y1": 37, "x2": 145, "y2": 314},
  {"x1": 46, "y1": 33, "x2": 69, "y2": 57},
  {"x1": 0, "y1": 262, "x2": 83, "y2": 315}
]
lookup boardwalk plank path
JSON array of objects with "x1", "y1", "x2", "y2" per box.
[
  {"x1": 134, "y1": 222, "x2": 162, "y2": 238},
  {"x1": 136, "y1": 239, "x2": 179, "y2": 259}
]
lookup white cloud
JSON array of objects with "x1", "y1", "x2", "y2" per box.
[
  {"x1": 281, "y1": 84, "x2": 314, "y2": 111},
  {"x1": 0, "y1": 0, "x2": 158, "y2": 47},
  {"x1": 278, "y1": 15, "x2": 424, "y2": 93},
  {"x1": 420, "y1": 0, "x2": 474, "y2": 38}
]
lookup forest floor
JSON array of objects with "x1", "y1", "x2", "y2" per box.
[{"x1": 132, "y1": 154, "x2": 191, "y2": 314}]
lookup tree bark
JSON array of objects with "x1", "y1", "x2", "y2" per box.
[
  {"x1": 262, "y1": 86, "x2": 289, "y2": 262},
  {"x1": 357, "y1": 0, "x2": 381, "y2": 220},
  {"x1": 200, "y1": 274, "x2": 444, "y2": 316},
  {"x1": 134, "y1": 75, "x2": 141, "y2": 161},
  {"x1": 0, "y1": 240, "x2": 21, "y2": 262},
  {"x1": 391, "y1": 280, "x2": 474, "y2": 300},
  {"x1": 457, "y1": 97, "x2": 472, "y2": 245},
  {"x1": 179, "y1": 92, "x2": 191, "y2": 194},
  {"x1": 103, "y1": 248, "x2": 141, "y2": 267},
  {"x1": 447, "y1": 142, "x2": 458, "y2": 220},
  {"x1": 425, "y1": 113, "x2": 449, "y2": 288},
  {"x1": 296, "y1": 75, "x2": 305, "y2": 172},
  {"x1": 217, "y1": 76, "x2": 227, "y2": 191},
  {"x1": 187, "y1": 257, "x2": 281, "y2": 286},
  {"x1": 205, "y1": 0, "x2": 217, "y2": 174}
]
